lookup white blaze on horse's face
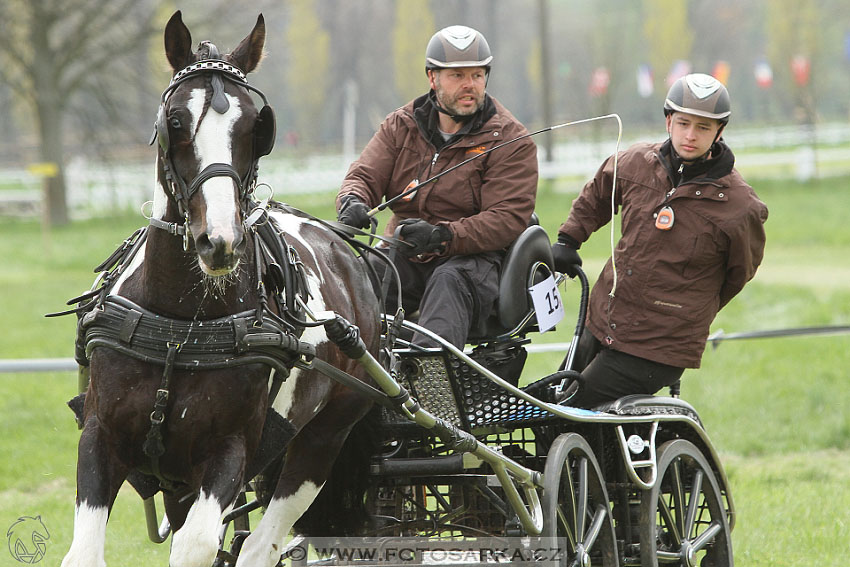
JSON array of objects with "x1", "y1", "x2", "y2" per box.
[{"x1": 188, "y1": 88, "x2": 245, "y2": 276}]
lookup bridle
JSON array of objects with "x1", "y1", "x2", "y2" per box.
[{"x1": 149, "y1": 52, "x2": 275, "y2": 249}]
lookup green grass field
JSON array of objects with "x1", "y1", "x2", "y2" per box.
[{"x1": 1, "y1": 175, "x2": 848, "y2": 565}]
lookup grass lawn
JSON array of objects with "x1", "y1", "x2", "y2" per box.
[{"x1": 1, "y1": 174, "x2": 848, "y2": 565}]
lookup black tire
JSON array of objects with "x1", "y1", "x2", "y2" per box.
[
  {"x1": 640, "y1": 439, "x2": 733, "y2": 567},
  {"x1": 542, "y1": 433, "x2": 619, "y2": 567}
]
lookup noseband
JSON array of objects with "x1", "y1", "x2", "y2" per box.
[{"x1": 149, "y1": 54, "x2": 271, "y2": 247}]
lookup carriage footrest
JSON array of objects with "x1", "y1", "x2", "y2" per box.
[{"x1": 595, "y1": 395, "x2": 702, "y2": 426}]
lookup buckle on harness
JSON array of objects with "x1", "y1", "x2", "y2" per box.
[{"x1": 155, "y1": 388, "x2": 169, "y2": 404}]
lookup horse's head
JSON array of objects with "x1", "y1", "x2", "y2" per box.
[{"x1": 151, "y1": 11, "x2": 275, "y2": 276}]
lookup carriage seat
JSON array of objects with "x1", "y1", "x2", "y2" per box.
[
  {"x1": 467, "y1": 223, "x2": 555, "y2": 343},
  {"x1": 594, "y1": 394, "x2": 703, "y2": 427}
]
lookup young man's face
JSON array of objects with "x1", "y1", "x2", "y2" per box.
[
  {"x1": 428, "y1": 67, "x2": 487, "y2": 117},
  {"x1": 666, "y1": 111, "x2": 724, "y2": 162}
]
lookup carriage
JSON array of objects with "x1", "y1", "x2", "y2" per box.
[
  {"x1": 56, "y1": 12, "x2": 733, "y2": 567},
  {"x1": 187, "y1": 222, "x2": 735, "y2": 567}
]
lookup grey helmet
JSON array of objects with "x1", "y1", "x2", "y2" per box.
[
  {"x1": 664, "y1": 73, "x2": 731, "y2": 123},
  {"x1": 425, "y1": 25, "x2": 493, "y2": 71}
]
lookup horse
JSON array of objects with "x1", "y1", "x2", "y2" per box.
[{"x1": 61, "y1": 12, "x2": 380, "y2": 567}]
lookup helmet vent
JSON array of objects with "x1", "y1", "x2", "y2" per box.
[
  {"x1": 442, "y1": 25, "x2": 476, "y2": 50},
  {"x1": 686, "y1": 73, "x2": 722, "y2": 99}
]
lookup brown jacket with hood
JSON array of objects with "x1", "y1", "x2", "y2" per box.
[
  {"x1": 559, "y1": 139, "x2": 768, "y2": 368},
  {"x1": 338, "y1": 92, "x2": 538, "y2": 256}
]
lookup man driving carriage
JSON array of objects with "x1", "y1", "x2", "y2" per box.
[
  {"x1": 336, "y1": 25, "x2": 538, "y2": 349},
  {"x1": 551, "y1": 73, "x2": 768, "y2": 408}
]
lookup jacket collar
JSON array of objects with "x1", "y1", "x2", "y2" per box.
[
  {"x1": 411, "y1": 91, "x2": 497, "y2": 149},
  {"x1": 659, "y1": 138, "x2": 736, "y2": 185}
]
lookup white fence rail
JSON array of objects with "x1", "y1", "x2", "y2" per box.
[{"x1": 2, "y1": 123, "x2": 849, "y2": 218}]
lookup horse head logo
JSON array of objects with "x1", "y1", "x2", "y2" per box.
[{"x1": 6, "y1": 516, "x2": 50, "y2": 564}]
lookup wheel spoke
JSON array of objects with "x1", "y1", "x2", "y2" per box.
[
  {"x1": 582, "y1": 503, "x2": 608, "y2": 551},
  {"x1": 556, "y1": 505, "x2": 577, "y2": 550},
  {"x1": 669, "y1": 458, "x2": 685, "y2": 544},
  {"x1": 576, "y1": 456, "x2": 588, "y2": 538},
  {"x1": 691, "y1": 521, "x2": 722, "y2": 552},
  {"x1": 657, "y1": 494, "x2": 682, "y2": 545},
  {"x1": 559, "y1": 463, "x2": 578, "y2": 550},
  {"x1": 684, "y1": 469, "x2": 704, "y2": 538}
]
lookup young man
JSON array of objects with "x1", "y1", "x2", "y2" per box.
[
  {"x1": 336, "y1": 25, "x2": 538, "y2": 348},
  {"x1": 552, "y1": 73, "x2": 768, "y2": 408}
]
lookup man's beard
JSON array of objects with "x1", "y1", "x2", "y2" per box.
[{"x1": 434, "y1": 87, "x2": 483, "y2": 117}]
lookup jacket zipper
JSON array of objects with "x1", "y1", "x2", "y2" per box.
[
  {"x1": 427, "y1": 151, "x2": 439, "y2": 178},
  {"x1": 665, "y1": 163, "x2": 684, "y2": 201}
]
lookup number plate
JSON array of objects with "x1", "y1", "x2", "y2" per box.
[{"x1": 528, "y1": 275, "x2": 565, "y2": 333}]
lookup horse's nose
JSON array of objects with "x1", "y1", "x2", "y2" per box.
[{"x1": 196, "y1": 230, "x2": 245, "y2": 273}]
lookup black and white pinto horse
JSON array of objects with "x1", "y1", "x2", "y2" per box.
[{"x1": 62, "y1": 12, "x2": 379, "y2": 567}]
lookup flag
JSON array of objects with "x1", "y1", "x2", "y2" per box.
[
  {"x1": 636, "y1": 64, "x2": 654, "y2": 98},
  {"x1": 790, "y1": 55, "x2": 810, "y2": 86},
  {"x1": 589, "y1": 66, "x2": 610, "y2": 97},
  {"x1": 666, "y1": 60, "x2": 692, "y2": 87},
  {"x1": 754, "y1": 59, "x2": 773, "y2": 89},
  {"x1": 712, "y1": 61, "x2": 730, "y2": 85}
]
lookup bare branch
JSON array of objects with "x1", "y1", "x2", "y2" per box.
[
  {"x1": 58, "y1": 4, "x2": 156, "y2": 98},
  {"x1": 57, "y1": 0, "x2": 152, "y2": 73}
]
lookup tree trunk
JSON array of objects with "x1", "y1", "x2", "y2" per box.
[
  {"x1": 37, "y1": 101, "x2": 69, "y2": 226},
  {"x1": 30, "y1": 2, "x2": 69, "y2": 226}
]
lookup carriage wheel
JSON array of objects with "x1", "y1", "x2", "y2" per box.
[
  {"x1": 640, "y1": 439, "x2": 733, "y2": 567},
  {"x1": 542, "y1": 433, "x2": 618, "y2": 567}
]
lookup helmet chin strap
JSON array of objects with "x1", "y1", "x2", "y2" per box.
[
  {"x1": 429, "y1": 92, "x2": 477, "y2": 124},
  {"x1": 667, "y1": 124, "x2": 725, "y2": 165}
]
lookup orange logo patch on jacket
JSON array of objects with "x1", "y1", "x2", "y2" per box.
[{"x1": 465, "y1": 146, "x2": 487, "y2": 155}]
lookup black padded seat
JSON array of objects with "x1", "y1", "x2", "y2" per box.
[
  {"x1": 468, "y1": 224, "x2": 554, "y2": 342},
  {"x1": 594, "y1": 394, "x2": 702, "y2": 426}
]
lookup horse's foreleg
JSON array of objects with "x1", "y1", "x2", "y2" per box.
[
  {"x1": 235, "y1": 416, "x2": 353, "y2": 567},
  {"x1": 61, "y1": 421, "x2": 127, "y2": 567},
  {"x1": 169, "y1": 436, "x2": 247, "y2": 567}
]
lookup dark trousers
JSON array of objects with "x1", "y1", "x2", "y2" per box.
[
  {"x1": 567, "y1": 328, "x2": 685, "y2": 409},
  {"x1": 376, "y1": 251, "x2": 502, "y2": 348}
]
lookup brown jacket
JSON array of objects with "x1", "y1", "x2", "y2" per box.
[
  {"x1": 338, "y1": 92, "x2": 538, "y2": 256},
  {"x1": 559, "y1": 140, "x2": 768, "y2": 368}
]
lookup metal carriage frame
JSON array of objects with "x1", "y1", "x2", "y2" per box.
[{"x1": 351, "y1": 318, "x2": 736, "y2": 567}]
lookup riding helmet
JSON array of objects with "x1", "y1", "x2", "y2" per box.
[
  {"x1": 425, "y1": 25, "x2": 493, "y2": 71},
  {"x1": 664, "y1": 73, "x2": 731, "y2": 123}
]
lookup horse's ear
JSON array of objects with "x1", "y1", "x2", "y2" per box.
[
  {"x1": 229, "y1": 14, "x2": 266, "y2": 74},
  {"x1": 164, "y1": 10, "x2": 193, "y2": 72}
]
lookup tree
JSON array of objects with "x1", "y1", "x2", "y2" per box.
[
  {"x1": 393, "y1": 0, "x2": 434, "y2": 103},
  {"x1": 285, "y1": 0, "x2": 331, "y2": 150},
  {"x1": 0, "y1": 0, "x2": 156, "y2": 226}
]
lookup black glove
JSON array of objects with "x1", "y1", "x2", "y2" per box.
[
  {"x1": 551, "y1": 233, "x2": 582, "y2": 278},
  {"x1": 337, "y1": 194, "x2": 371, "y2": 229},
  {"x1": 398, "y1": 218, "x2": 452, "y2": 257}
]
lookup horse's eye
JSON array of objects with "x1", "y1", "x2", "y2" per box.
[{"x1": 170, "y1": 117, "x2": 182, "y2": 129}]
